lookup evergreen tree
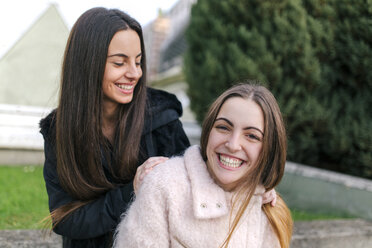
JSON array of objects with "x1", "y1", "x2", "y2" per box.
[
  {"x1": 304, "y1": 0, "x2": 372, "y2": 177},
  {"x1": 184, "y1": 0, "x2": 372, "y2": 178},
  {"x1": 184, "y1": 0, "x2": 326, "y2": 166}
]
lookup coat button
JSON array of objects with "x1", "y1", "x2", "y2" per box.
[
  {"x1": 216, "y1": 203, "x2": 222, "y2": 208},
  {"x1": 200, "y1": 203, "x2": 207, "y2": 208}
]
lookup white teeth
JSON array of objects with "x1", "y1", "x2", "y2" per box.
[
  {"x1": 219, "y1": 155, "x2": 243, "y2": 168},
  {"x1": 117, "y1": 84, "x2": 134, "y2": 90}
]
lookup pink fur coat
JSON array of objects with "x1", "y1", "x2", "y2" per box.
[{"x1": 114, "y1": 145, "x2": 280, "y2": 247}]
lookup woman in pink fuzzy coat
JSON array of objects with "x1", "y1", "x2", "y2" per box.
[{"x1": 114, "y1": 83, "x2": 293, "y2": 248}]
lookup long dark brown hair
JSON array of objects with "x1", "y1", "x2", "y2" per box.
[
  {"x1": 51, "y1": 7, "x2": 147, "y2": 227},
  {"x1": 200, "y1": 82, "x2": 293, "y2": 247}
]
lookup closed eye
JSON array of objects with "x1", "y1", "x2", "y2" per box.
[
  {"x1": 215, "y1": 125, "x2": 229, "y2": 131},
  {"x1": 247, "y1": 134, "x2": 261, "y2": 141}
]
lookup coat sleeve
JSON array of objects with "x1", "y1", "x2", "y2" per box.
[
  {"x1": 43, "y1": 137, "x2": 135, "y2": 239},
  {"x1": 113, "y1": 167, "x2": 170, "y2": 248}
]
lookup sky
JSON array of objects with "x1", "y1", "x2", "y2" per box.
[{"x1": 0, "y1": 0, "x2": 179, "y2": 57}]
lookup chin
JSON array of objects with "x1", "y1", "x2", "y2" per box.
[{"x1": 119, "y1": 96, "x2": 134, "y2": 104}]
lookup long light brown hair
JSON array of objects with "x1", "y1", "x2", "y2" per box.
[
  {"x1": 51, "y1": 8, "x2": 147, "y2": 228},
  {"x1": 200, "y1": 82, "x2": 293, "y2": 247}
]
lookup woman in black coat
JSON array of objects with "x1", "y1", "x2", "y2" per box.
[{"x1": 39, "y1": 7, "x2": 189, "y2": 248}]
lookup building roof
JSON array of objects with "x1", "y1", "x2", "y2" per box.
[{"x1": 0, "y1": 4, "x2": 69, "y2": 107}]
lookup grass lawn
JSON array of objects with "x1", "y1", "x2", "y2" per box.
[
  {"x1": 0, "y1": 165, "x2": 49, "y2": 229},
  {"x1": 291, "y1": 209, "x2": 353, "y2": 221},
  {"x1": 0, "y1": 165, "x2": 353, "y2": 230}
]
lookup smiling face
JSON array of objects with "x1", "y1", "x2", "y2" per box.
[
  {"x1": 102, "y1": 29, "x2": 143, "y2": 112},
  {"x1": 206, "y1": 97, "x2": 264, "y2": 191}
]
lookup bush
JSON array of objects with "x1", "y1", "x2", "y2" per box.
[
  {"x1": 302, "y1": 0, "x2": 372, "y2": 177},
  {"x1": 184, "y1": 0, "x2": 372, "y2": 178}
]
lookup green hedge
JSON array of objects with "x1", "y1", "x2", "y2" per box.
[{"x1": 184, "y1": 0, "x2": 372, "y2": 179}]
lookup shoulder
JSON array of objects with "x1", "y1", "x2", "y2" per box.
[
  {"x1": 143, "y1": 87, "x2": 184, "y2": 134},
  {"x1": 146, "y1": 87, "x2": 183, "y2": 116},
  {"x1": 140, "y1": 155, "x2": 187, "y2": 194},
  {"x1": 261, "y1": 213, "x2": 281, "y2": 247},
  {"x1": 253, "y1": 207, "x2": 281, "y2": 247},
  {"x1": 148, "y1": 155, "x2": 186, "y2": 182},
  {"x1": 39, "y1": 109, "x2": 57, "y2": 140}
]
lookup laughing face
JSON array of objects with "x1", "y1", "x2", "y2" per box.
[
  {"x1": 206, "y1": 97, "x2": 264, "y2": 191},
  {"x1": 102, "y1": 29, "x2": 143, "y2": 111}
]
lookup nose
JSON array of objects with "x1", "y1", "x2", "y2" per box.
[
  {"x1": 125, "y1": 63, "x2": 141, "y2": 79},
  {"x1": 225, "y1": 132, "x2": 242, "y2": 152}
]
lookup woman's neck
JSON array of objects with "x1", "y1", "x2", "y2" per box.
[{"x1": 102, "y1": 102, "x2": 118, "y2": 144}]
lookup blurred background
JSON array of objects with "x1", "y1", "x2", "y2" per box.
[{"x1": 0, "y1": 0, "x2": 371, "y2": 247}]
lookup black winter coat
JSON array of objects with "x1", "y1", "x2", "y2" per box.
[{"x1": 39, "y1": 88, "x2": 190, "y2": 248}]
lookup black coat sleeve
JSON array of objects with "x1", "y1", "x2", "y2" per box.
[{"x1": 43, "y1": 136, "x2": 134, "y2": 239}]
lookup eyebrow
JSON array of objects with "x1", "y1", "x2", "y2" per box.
[
  {"x1": 107, "y1": 53, "x2": 142, "y2": 58},
  {"x1": 215, "y1": 117, "x2": 264, "y2": 135}
]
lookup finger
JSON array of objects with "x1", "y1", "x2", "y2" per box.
[
  {"x1": 139, "y1": 170, "x2": 147, "y2": 181},
  {"x1": 262, "y1": 189, "x2": 274, "y2": 204},
  {"x1": 135, "y1": 157, "x2": 169, "y2": 192},
  {"x1": 140, "y1": 165, "x2": 155, "y2": 179},
  {"x1": 271, "y1": 197, "x2": 277, "y2": 207},
  {"x1": 270, "y1": 196, "x2": 276, "y2": 207},
  {"x1": 145, "y1": 156, "x2": 169, "y2": 163},
  {"x1": 271, "y1": 191, "x2": 277, "y2": 207},
  {"x1": 133, "y1": 176, "x2": 139, "y2": 194},
  {"x1": 141, "y1": 156, "x2": 168, "y2": 168},
  {"x1": 144, "y1": 157, "x2": 169, "y2": 170},
  {"x1": 262, "y1": 191, "x2": 270, "y2": 204}
]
